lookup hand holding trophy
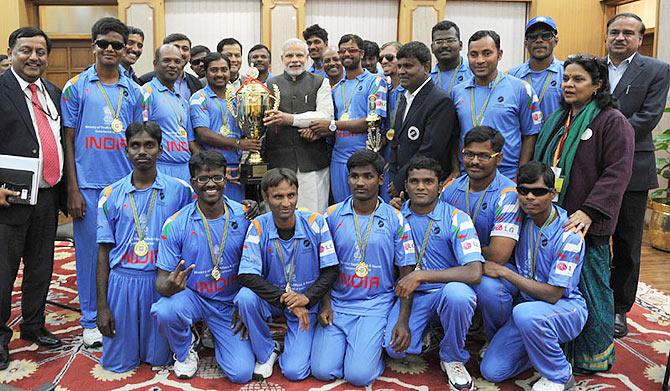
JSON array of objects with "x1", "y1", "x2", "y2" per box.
[
  {"x1": 365, "y1": 95, "x2": 383, "y2": 153},
  {"x1": 227, "y1": 66, "x2": 280, "y2": 182}
]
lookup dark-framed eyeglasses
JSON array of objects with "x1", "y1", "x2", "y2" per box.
[
  {"x1": 525, "y1": 32, "x2": 555, "y2": 42},
  {"x1": 462, "y1": 151, "x2": 500, "y2": 162},
  {"x1": 192, "y1": 175, "x2": 226, "y2": 184},
  {"x1": 516, "y1": 186, "x2": 554, "y2": 197},
  {"x1": 95, "y1": 40, "x2": 125, "y2": 51},
  {"x1": 190, "y1": 59, "x2": 204, "y2": 66},
  {"x1": 337, "y1": 48, "x2": 360, "y2": 55}
]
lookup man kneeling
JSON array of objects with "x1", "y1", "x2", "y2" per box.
[
  {"x1": 385, "y1": 156, "x2": 483, "y2": 391},
  {"x1": 236, "y1": 168, "x2": 339, "y2": 380},
  {"x1": 479, "y1": 162, "x2": 587, "y2": 390}
]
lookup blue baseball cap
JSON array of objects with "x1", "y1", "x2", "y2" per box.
[{"x1": 525, "y1": 16, "x2": 558, "y2": 33}]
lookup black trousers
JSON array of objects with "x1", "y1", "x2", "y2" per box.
[
  {"x1": 0, "y1": 188, "x2": 57, "y2": 346},
  {"x1": 611, "y1": 190, "x2": 648, "y2": 314}
]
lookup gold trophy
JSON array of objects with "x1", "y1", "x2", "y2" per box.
[
  {"x1": 365, "y1": 94, "x2": 383, "y2": 153},
  {"x1": 227, "y1": 67, "x2": 280, "y2": 181}
]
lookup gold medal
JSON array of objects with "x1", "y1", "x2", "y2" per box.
[
  {"x1": 355, "y1": 261, "x2": 369, "y2": 278},
  {"x1": 340, "y1": 112, "x2": 350, "y2": 121},
  {"x1": 179, "y1": 127, "x2": 187, "y2": 138},
  {"x1": 134, "y1": 240, "x2": 149, "y2": 257},
  {"x1": 219, "y1": 124, "x2": 230, "y2": 136},
  {"x1": 386, "y1": 128, "x2": 395, "y2": 141},
  {"x1": 211, "y1": 266, "x2": 221, "y2": 280},
  {"x1": 111, "y1": 118, "x2": 124, "y2": 133},
  {"x1": 414, "y1": 263, "x2": 422, "y2": 271}
]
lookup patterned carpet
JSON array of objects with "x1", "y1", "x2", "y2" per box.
[{"x1": 1, "y1": 242, "x2": 668, "y2": 390}]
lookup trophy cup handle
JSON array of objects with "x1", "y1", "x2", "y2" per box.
[
  {"x1": 226, "y1": 84, "x2": 238, "y2": 119},
  {"x1": 271, "y1": 84, "x2": 281, "y2": 111}
]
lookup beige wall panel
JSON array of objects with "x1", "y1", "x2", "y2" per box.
[
  {"x1": 270, "y1": 4, "x2": 298, "y2": 74},
  {"x1": 617, "y1": 0, "x2": 657, "y2": 29},
  {"x1": 445, "y1": 1, "x2": 527, "y2": 71},
  {"x1": 125, "y1": 3, "x2": 155, "y2": 76},
  {"x1": 165, "y1": 0, "x2": 261, "y2": 76},
  {"x1": 530, "y1": 0, "x2": 605, "y2": 59}
]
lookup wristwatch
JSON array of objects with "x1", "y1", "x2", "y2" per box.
[{"x1": 328, "y1": 120, "x2": 337, "y2": 132}]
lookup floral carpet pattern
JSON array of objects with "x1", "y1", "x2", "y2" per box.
[{"x1": 1, "y1": 242, "x2": 668, "y2": 390}]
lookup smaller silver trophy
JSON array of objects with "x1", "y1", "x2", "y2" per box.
[{"x1": 365, "y1": 95, "x2": 383, "y2": 152}]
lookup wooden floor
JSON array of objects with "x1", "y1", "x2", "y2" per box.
[{"x1": 640, "y1": 235, "x2": 670, "y2": 294}]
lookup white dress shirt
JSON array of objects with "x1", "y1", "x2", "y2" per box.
[
  {"x1": 402, "y1": 76, "x2": 432, "y2": 122},
  {"x1": 607, "y1": 52, "x2": 637, "y2": 93},
  {"x1": 11, "y1": 68, "x2": 63, "y2": 188}
]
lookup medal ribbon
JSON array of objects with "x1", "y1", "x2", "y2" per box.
[
  {"x1": 552, "y1": 111, "x2": 574, "y2": 167},
  {"x1": 340, "y1": 79, "x2": 362, "y2": 117},
  {"x1": 196, "y1": 203, "x2": 230, "y2": 271},
  {"x1": 526, "y1": 71, "x2": 553, "y2": 106},
  {"x1": 414, "y1": 219, "x2": 435, "y2": 269},
  {"x1": 528, "y1": 206, "x2": 556, "y2": 279},
  {"x1": 389, "y1": 88, "x2": 400, "y2": 129},
  {"x1": 464, "y1": 178, "x2": 493, "y2": 225},
  {"x1": 162, "y1": 90, "x2": 186, "y2": 129},
  {"x1": 213, "y1": 93, "x2": 230, "y2": 131},
  {"x1": 352, "y1": 201, "x2": 379, "y2": 264},
  {"x1": 437, "y1": 59, "x2": 461, "y2": 95},
  {"x1": 96, "y1": 82, "x2": 124, "y2": 124},
  {"x1": 469, "y1": 73, "x2": 502, "y2": 127},
  {"x1": 128, "y1": 189, "x2": 158, "y2": 242},
  {"x1": 273, "y1": 239, "x2": 297, "y2": 290}
]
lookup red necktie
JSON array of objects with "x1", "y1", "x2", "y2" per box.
[{"x1": 28, "y1": 83, "x2": 60, "y2": 187}]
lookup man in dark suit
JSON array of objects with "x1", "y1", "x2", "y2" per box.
[
  {"x1": 138, "y1": 33, "x2": 202, "y2": 98},
  {"x1": 0, "y1": 27, "x2": 67, "y2": 370},
  {"x1": 606, "y1": 13, "x2": 670, "y2": 338},
  {"x1": 388, "y1": 41, "x2": 457, "y2": 196}
]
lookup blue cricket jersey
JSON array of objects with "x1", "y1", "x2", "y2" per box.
[
  {"x1": 451, "y1": 72, "x2": 542, "y2": 179},
  {"x1": 157, "y1": 199, "x2": 250, "y2": 303},
  {"x1": 429, "y1": 57, "x2": 473, "y2": 95},
  {"x1": 189, "y1": 84, "x2": 243, "y2": 165},
  {"x1": 61, "y1": 66, "x2": 144, "y2": 188},
  {"x1": 97, "y1": 170, "x2": 193, "y2": 270},
  {"x1": 325, "y1": 197, "x2": 415, "y2": 317},
  {"x1": 440, "y1": 171, "x2": 520, "y2": 248},
  {"x1": 509, "y1": 57, "x2": 564, "y2": 122},
  {"x1": 402, "y1": 199, "x2": 483, "y2": 292},
  {"x1": 331, "y1": 70, "x2": 387, "y2": 163}
]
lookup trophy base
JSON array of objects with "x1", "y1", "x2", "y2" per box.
[{"x1": 240, "y1": 162, "x2": 268, "y2": 184}]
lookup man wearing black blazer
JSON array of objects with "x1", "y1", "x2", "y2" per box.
[
  {"x1": 0, "y1": 27, "x2": 68, "y2": 370},
  {"x1": 606, "y1": 13, "x2": 670, "y2": 337},
  {"x1": 388, "y1": 41, "x2": 457, "y2": 196}
]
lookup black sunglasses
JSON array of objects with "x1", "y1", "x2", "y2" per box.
[
  {"x1": 95, "y1": 40, "x2": 125, "y2": 51},
  {"x1": 516, "y1": 186, "x2": 554, "y2": 197},
  {"x1": 381, "y1": 54, "x2": 396, "y2": 62},
  {"x1": 525, "y1": 31, "x2": 555, "y2": 42}
]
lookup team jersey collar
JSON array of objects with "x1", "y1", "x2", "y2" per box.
[
  {"x1": 120, "y1": 170, "x2": 168, "y2": 193},
  {"x1": 522, "y1": 203, "x2": 565, "y2": 230},
  {"x1": 266, "y1": 210, "x2": 308, "y2": 240},
  {"x1": 89, "y1": 65, "x2": 132, "y2": 89},
  {"x1": 203, "y1": 83, "x2": 227, "y2": 99},
  {"x1": 515, "y1": 57, "x2": 562, "y2": 78},
  {"x1": 401, "y1": 198, "x2": 446, "y2": 221},
  {"x1": 340, "y1": 196, "x2": 388, "y2": 220},
  {"x1": 337, "y1": 68, "x2": 371, "y2": 86},
  {"x1": 454, "y1": 169, "x2": 504, "y2": 194},
  {"x1": 150, "y1": 76, "x2": 177, "y2": 95},
  {"x1": 464, "y1": 70, "x2": 506, "y2": 89},
  {"x1": 430, "y1": 56, "x2": 468, "y2": 75},
  {"x1": 190, "y1": 196, "x2": 235, "y2": 221}
]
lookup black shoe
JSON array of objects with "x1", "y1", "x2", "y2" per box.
[
  {"x1": 20, "y1": 327, "x2": 62, "y2": 348},
  {"x1": 614, "y1": 312, "x2": 628, "y2": 338},
  {"x1": 0, "y1": 344, "x2": 8, "y2": 370}
]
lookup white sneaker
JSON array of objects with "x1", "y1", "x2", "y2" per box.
[
  {"x1": 173, "y1": 348, "x2": 199, "y2": 379},
  {"x1": 82, "y1": 327, "x2": 102, "y2": 348},
  {"x1": 478, "y1": 341, "x2": 490, "y2": 360},
  {"x1": 440, "y1": 361, "x2": 474, "y2": 391},
  {"x1": 531, "y1": 375, "x2": 576, "y2": 391},
  {"x1": 253, "y1": 341, "x2": 280, "y2": 379}
]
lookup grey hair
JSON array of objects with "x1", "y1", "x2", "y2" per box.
[
  {"x1": 381, "y1": 41, "x2": 402, "y2": 51},
  {"x1": 281, "y1": 38, "x2": 308, "y2": 56}
]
